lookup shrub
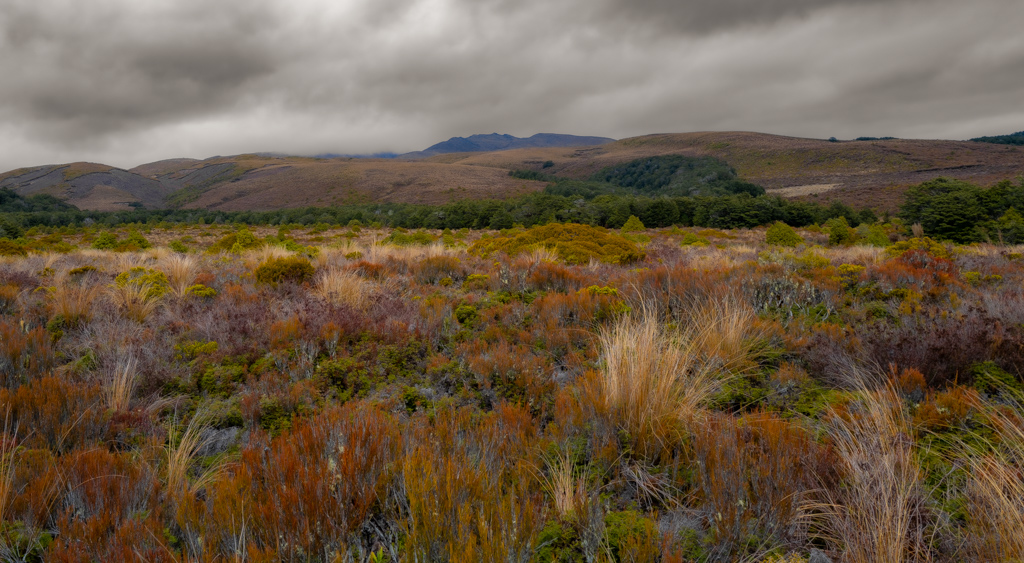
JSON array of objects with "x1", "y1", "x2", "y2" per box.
[
  {"x1": 207, "y1": 228, "x2": 263, "y2": 254},
  {"x1": 384, "y1": 229, "x2": 436, "y2": 246},
  {"x1": 120, "y1": 230, "x2": 151, "y2": 251},
  {"x1": 91, "y1": 231, "x2": 119, "y2": 250},
  {"x1": 825, "y1": 216, "x2": 856, "y2": 246},
  {"x1": 884, "y1": 237, "x2": 949, "y2": 259},
  {"x1": 620, "y1": 215, "x2": 645, "y2": 233},
  {"x1": 469, "y1": 223, "x2": 644, "y2": 265},
  {"x1": 0, "y1": 216, "x2": 24, "y2": 239},
  {"x1": 254, "y1": 256, "x2": 315, "y2": 285},
  {"x1": 765, "y1": 221, "x2": 803, "y2": 247},
  {"x1": 114, "y1": 267, "x2": 170, "y2": 300},
  {"x1": 680, "y1": 232, "x2": 710, "y2": 246},
  {"x1": 0, "y1": 239, "x2": 27, "y2": 256}
]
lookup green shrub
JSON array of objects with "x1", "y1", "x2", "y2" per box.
[
  {"x1": 0, "y1": 216, "x2": 24, "y2": 239},
  {"x1": 884, "y1": 237, "x2": 949, "y2": 259},
  {"x1": 620, "y1": 215, "x2": 645, "y2": 233},
  {"x1": 468, "y1": 223, "x2": 644, "y2": 265},
  {"x1": 184, "y1": 284, "x2": 218, "y2": 298},
  {"x1": 681, "y1": 232, "x2": 710, "y2": 246},
  {"x1": 0, "y1": 239, "x2": 27, "y2": 256},
  {"x1": 824, "y1": 216, "x2": 855, "y2": 246},
  {"x1": 765, "y1": 221, "x2": 803, "y2": 247},
  {"x1": 115, "y1": 267, "x2": 170, "y2": 299},
  {"x1": 856, "y1": 223, "x2": 891, "y2": 247},
  {"x1": 121, "y1": 229, "x2": 151, "y2": 250},
  {"x1": 454, "y1": 304, "x2": 478, "y2": 325},
  {"x1": 168, "y1": 239, "x2": 189, "y2": 253},
  {"x1": 91, "y1": 231, "x2": 119, "y2": 250},
  {"x1": 254, "y1": 256, "x2": 315, "y2": 285},
  {"x1": 208, "y1": 228, "x2": 263, "y2": 254}
]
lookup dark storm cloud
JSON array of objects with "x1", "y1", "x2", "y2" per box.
[
  {"x1": 0, "y1": 0, "x2": 280, "y2": 141},
  {"x1": 467, "y1": 0, "x2": 908, "y2": 34},
  {"x1": 0, "y1": 0, "x2": 1023, "y2": 170}
]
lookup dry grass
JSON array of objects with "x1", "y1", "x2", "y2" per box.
[
  {"x1": 586, "y1": 299, "x2": 760, "y2": 457},
  {"x1": 0, "y1": 409, "x2": 16, "y2": 524},
  {"x1": 313, "y1": 268, "x2": 372, "y2": 311},
  {"x1": 961, "y1": 394, "x2": 1024, "y2": 560},
  {"x1": 48, "y1": 279, "x2": 101, "y2": 325},
  {"x1": 166, "y1": 408, "x2": 223, "y2": 497},
  {"x1": 242, "y1": 245, "x2": 293, "y2": 269},
  {"x1": 365, "y1": 241, "x2": 460, "y2": 264},
  {"x1": 113, "y1": 251, "x2": 145, "y2": 272},
  {"x1": 143, "y1": 246, "x2": 173, "y2": 261},
  {"x1": 158, "y1": 253, "x2": 199, "y2": 298},
  {"x1": 809, "y1": 381, "x2": 926, "y2": 562},
  {"x1": 104, "y1": 353, "x2": 138, "y2": 412},
  {"x1": 107, "y1": 280, "x2": 162, "y2": 322},
  {"x1": 828, "y1": 245, "x2": 885, "y2": 265},
  {"x1": 536, "y1": 450, "x2": 588, "y2": 521}
]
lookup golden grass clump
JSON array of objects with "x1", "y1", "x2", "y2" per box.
[
  {"x1": 537, "y1": 450, "x2": 588, "y2": 521},
  {"x1": 961, "y1": 394, "x2": 1024, "y2": 560},
  {"x1": 166, "y1": 409, "x2": 223, "y2": 497},
  {"x1": 104, "y1": 354, "x2": 138, "y2": 412},
  {"x1": 47, "y1": 279, "x2": 101, "y2": 326},
  {"x1": 107, "y1": 279, "x2": 163, "y2": 322},
  {"x1": 0, "y1": 409, "x2": 16, "y2": 525},
  {"x1": 810, "y1": 381, "x2": 926, "y2": 562},
  {"x1": 242, "y1": 245, "x2": 294, "y2": 269},
  {"x1": 313, "y1": 268, "x2": 371, "y2": 311},
  {"x1": 157, "y1": 253, "x2": 199, "y2": 298},
  {"x1": 586, "y1": 298, "x2": 760, "y2": 457}
]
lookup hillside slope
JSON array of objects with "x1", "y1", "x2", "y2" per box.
[
  {"x1": 398, "y1": 133, "x2": 615, "y2": 159},
  {"x1": 438, "y1": 132, "x2": 1024, "y2": 210},
  {"x1": 0, "y1": 162, "x2": 174, "y2": 211},
  {"x1": 3, "y1": 132, "x2": 1022, "y2": 212}
]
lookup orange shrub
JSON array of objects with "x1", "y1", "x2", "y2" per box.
[
  {"x1": 0, "y1": 376, "x2": 106, "y2": 453},
  {"x1": 0, "y1": 320, "x2": 55, "y2": 387}
]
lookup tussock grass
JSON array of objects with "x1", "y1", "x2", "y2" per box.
[
  {"x1": 0, "y1": 409, "x2": 16, "y2": 524},
  {"x1": 113, "y1": 251, "x2": 144, "y2": 272},
  {"x1": 366, "y1": 241, "x2": 459, "y2": 264},
  {"x1": 158, "y1": 253, "x2": 198, "y2": 298},
  {"x1": 48, "y1": 279, "x2": 101, "y2": 325},
  {"x1": 587, "y1": 298, "x2": 760, "y2": 457},
  {"x1": 104, "y1": 353, "x2": 138, "y2": 412},
  {"x1": 313, "y1": 268, "x2": 371, "y2": 311},
  {"x1": 143, "y1": 246, "x2": 173, "y2": 261},
  {"x1": 536, "y1": 450, "x2": 588, "y2": 521},
  {"x1": 107, "y1": 280, "x2": 162, "y2": 322},
  {"x1": 242, "y1": 245, "x2": 294, "y2": 269},
  {"x1": 809, "y1": 381, "x2": 926, "y2": 562},
  {"x1": 166, "y1": 408, "x2": 223, "y2": 497},
  {"x1": 961, "y1": 394, "x2": 1024, "y2": 560}
]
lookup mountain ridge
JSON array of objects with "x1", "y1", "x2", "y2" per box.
[{"x1": 2, "y1": 131, "x2": 1023, "y2": 212}]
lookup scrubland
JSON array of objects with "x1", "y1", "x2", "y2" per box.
[{"x1": 1, "y1": 221, "x2": 1023, "y2": 562}]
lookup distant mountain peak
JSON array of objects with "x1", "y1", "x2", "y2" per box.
[{"x1": 403, "y1": 133, "x2": 615, "y2": 159}]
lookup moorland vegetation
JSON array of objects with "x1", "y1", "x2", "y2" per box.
[{"x1": 0, "y1": 181, "x2": 1023, "y2": 561}]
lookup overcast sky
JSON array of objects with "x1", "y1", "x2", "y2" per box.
[{"x1": 1, "y1": 0, "x2": 1023, "y2": 171}]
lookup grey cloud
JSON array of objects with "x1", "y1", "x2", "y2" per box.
[
  {"x1": 0, "y1": 0, "x2": 1023, "y2": 171},
  {"x1": 459, "y1": 0, "x2": 910, "y2": 34},
  {"x1": 0, "y1": 0, "x2": 281, "y2": 142}
]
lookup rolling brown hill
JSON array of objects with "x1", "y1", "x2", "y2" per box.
[
  {"x1": 2, "y1": 132, "x2": 1022, "y2": 212},
  {"x1": 434, "y1": 132, "x2": 1024, "y2": 210},
  {"x1": 156, "y1": 156, "x2": 547, "y2": 211}
]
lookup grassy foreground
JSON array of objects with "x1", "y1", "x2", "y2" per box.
[{"x1": 0, "y1": 222, "x2": 1023, "y2": 562}]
